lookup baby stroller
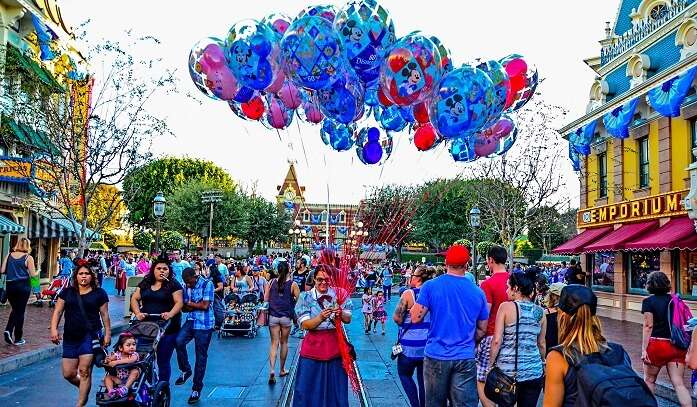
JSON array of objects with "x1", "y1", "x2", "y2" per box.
[
  {"x1": 38, "y1": 275, "x2": 69, "y2": 307},
  {"x1": 95, "y1": 316, "x2": 171, "y2": 406},
  {"x1": 220, "y1": 292, "x2": 259, "y2": 338}
]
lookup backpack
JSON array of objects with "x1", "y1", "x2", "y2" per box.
[
  {"x1": 569, "y1": 343, "x2": 657, "y2": 407},
  {"x1": 668, "y1": 293, "x2": 693, "y2": 350}
]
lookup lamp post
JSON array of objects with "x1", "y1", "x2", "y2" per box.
[
  {"x1": 469, "y1": 206, "x2": 481, "y2": 281},
  {"x1": 201, "y1": 190, "x2": 223, "y2": 257},
  {"x1": 153, "y1": 192, "x2": 166, "y2": 254}
]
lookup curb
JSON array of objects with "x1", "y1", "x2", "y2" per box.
[
  {"x1": 0, "y1": 319, "x2": 129, "y2": 376},
  {"x1": 655, "y1": 382, "x2": 697, "y2": 406}
]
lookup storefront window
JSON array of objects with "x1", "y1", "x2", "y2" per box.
[
  {"x1": 629, "y1": 251, "x2": 661, "y2": 293},
  {"x1": 679, "y1": 251, "x2": 697, "y2": 299},
  {"x1": 591, "y1": 252, "x2": 615, "y2": 291}
]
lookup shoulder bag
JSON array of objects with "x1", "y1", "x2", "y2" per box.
[
  {"x1": 75, "y1": 288, "x2": 107, "y2": 366},
  {"x1": 484, "y1": 302, "x2": 519, "y2": 406},
  {"x1": 391, "y1": 289, "x2": 417, "y2": 360}
]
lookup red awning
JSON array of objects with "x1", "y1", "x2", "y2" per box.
[
  {"x1": 625, "y1": 217, "x2": 697, "y2": 251},
  {"x1": 584, "y1": 221, "x2": 659, "y2": 253},
  {"x1": 551, "y1": 226, "x2": 613, "y2": 255}
]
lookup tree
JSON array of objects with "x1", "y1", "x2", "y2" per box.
[
  {"x1": 528, "y1": 206, "x2": 578, "y2": 252},
  {"x1": 0, "y1": 33, "x2": 178, "y2": 255},
  {"x1": 472, "y1": 100, "x2": 568, "y2": 260},
  {"x1": 357, "y1": 184, "x2": 418, "y2": 255},
  {"x1": 165, "y1": 180, "x2": 247, "y2": 241},
  {"x1": 133, "y1": 230, "x2": 154, "y2": 251},
  {"x1": 123, "y1": 157, "x2": 235, "y2": 228},
  {"x1": 81, "y1": 184, "x2": 126, "y2": 234},
  {"x1": 159, "y1": 230, "x2": 184, "y2": 252},
  {"x1": 102, "y1": 230, "x2": 117, "y2": 250},
  {"x1": 239, "y1": 196, "x2": 291, "y2": 251}
]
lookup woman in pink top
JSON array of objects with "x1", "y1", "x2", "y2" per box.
[{"x1": 136, "y1": 255, "x2": 150, "y2": 275}]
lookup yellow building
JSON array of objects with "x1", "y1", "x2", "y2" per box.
[{"x1": 0, "y1": 0, "x2": 92, "y2": 279}]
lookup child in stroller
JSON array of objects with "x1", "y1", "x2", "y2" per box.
[
  {"x1": 103, "y1": 332, "x2": 140, "y2": 399},
  {"x1": 96, "y1": 316, "x2": 170, "y2": 406}
]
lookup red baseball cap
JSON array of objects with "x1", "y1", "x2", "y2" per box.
[{"x1": 445, "y1": 244, "x2": 470, "y2": 266}]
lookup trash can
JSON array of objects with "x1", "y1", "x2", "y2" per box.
[{"x1": 124, "y1": 276, "x2": 144, "y2": 318}]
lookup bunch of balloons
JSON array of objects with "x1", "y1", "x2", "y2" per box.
[{"x1": 188, "y1": 1, "x2": 539, "y2": 165}]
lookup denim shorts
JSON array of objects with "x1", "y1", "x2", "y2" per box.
[
  {"x1": 269, "y1": 316, "x2": 292, "y2": 327},
  {"x1": 62, "y1": 334, "x2": 94, "y2": 359}
]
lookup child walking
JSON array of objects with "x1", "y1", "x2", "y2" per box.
[
  {"x1": 362, "y1": 287, "x2": 373, "y2": 334},
  {"x1": 371, "y1": 290, "x2": 387, "y2": 335},
  {"x1": 104, "y1": 332, "x2": 140, "y2": 399}
]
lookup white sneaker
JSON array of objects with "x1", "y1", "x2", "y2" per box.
[{"x1": 14, "y1": 339, "x2": 26, "y2": 346}]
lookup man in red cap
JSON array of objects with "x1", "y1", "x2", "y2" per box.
[{"x1": 411, "y1": 244, "x2": 489, "y2": 407}]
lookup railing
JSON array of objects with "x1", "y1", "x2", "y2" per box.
[{"x1": 601, "y1": 0, "x2": 688, "y2": 65}]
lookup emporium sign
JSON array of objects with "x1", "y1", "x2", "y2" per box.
[{"x1": 577, "y1": 190, "x2": 687, "y2": 228}]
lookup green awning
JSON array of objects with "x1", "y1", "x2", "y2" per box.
[
  {"x1": 18, "y1": 123, "x2": 59, "y2": 155},
  {"x1": 3, "y1": 116, "x2": 31, "y2": 145},
  {"x1": 0, "y1": 216, "x2": 25, "y2": 234},
  {"x1": 51, "y1": 217, "x2": 101, "y2": 240},
  {"x1": 6, "y1": 46, "x2": 63, "y2": 91}
]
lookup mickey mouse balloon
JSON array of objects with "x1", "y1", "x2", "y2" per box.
[
  {"x1": 334, "y1": 0, "x2": 396, "y2": 85},
  {"x1": 225, "y1": 20, "x2": 283, "y2": 92},
  {"x1": 379, "y1": 33, "x2": 442, "y2": 107}
]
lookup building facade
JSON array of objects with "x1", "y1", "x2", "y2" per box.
[
  {"x1": 276, "y1": 164, "x2": 360, "y2": 250},
  {"x1": 554, "y1": 0, "x2": 697, "y2": 322},
  {"x1": 0, "y1": 0, "x2": 92, "y2": 279}
]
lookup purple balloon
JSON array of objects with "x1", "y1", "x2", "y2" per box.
[{"x1": 362, "y1": 140, "x2": 383, "y2": 164}]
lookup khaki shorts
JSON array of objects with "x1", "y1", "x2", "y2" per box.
[{"x1": 269, "y1": 316, "x2": 292, "y2": 327}]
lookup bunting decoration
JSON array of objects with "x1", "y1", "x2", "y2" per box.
[
  {"x1": 647, "y1": 67, "x2": 697, "y2": 117},
  {"x1": 568, "y1": 143, "x2": 581, "y2": 171},
  {"x1": 31, "y1": 15, "x2": 57, "y2": 61},
  {"x1": 568, "y1": 120, "x2": 597, "y2": 156},
  {"x1": 603, "y1": 98, "x2": 638, "y2": 139}
]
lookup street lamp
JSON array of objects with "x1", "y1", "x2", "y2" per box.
[
  {"x1": 469, "y1": 205, "x2": 481, "y2": 281},
  {"x1": 153, "y1": 191, "x2": 166, "y2": 254}
]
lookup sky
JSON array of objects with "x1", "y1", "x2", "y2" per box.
[{"x1": 59, "y1": 0, "x2": 620, "y2": 206}]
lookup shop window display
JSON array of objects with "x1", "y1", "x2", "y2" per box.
[
  {"x1": 629, "y1": 251, "x2": 661, "y2": 292},
  {"x1": 592, "y1": 252, "x2": 615, "y2": 290},
  {"x1": 679, "y1": 251, "x2": 697, "y2": 298}
]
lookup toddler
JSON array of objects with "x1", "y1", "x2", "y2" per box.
[
  {"x1": 372, "y1": 290, "x2": 387, "y2": 335},
  {"x1": 104, "y1": 332, "x2": 140, "y2": 399}
]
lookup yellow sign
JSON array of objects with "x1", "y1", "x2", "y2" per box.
[
  {"x1": 0, "y1": 159, "x2": 32, "y2": 182},
  {"x1": 578, "y1": 190, "x2": 687, "y2": 228}
]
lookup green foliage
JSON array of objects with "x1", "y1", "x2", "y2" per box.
[
  {"x1": 454, "y1": 239, "x2": 472, "y2": 248},
  {"x1": 159, "y1": 230, "x2": 184, "y2": 251},
  {"x1": 523, "y1": 248, "x2": 544, "y2": 264},
  {"x1": 102, "y1": 231, "x2": 117, "y2": 250},
  {"x1": 123, "y1": 157, "x2": 235, "y2": 227},
  {"x1": 357, "y1": 184, "x2": 417, "y2": 246},
  {"x1": 528, "y1": 207, "x2": 578, "y2": 252},
  {"x1": 133, "y1": 230, "x2": 154, "y2": 251},
  {"x1": 238, "y1": 196, "x2": 291, "y2": 250},
  {"x1": 165, "y1": 180, "x2": 247, "y2": 239},
  {"x1": 476, "y1": 241, "x2": 496, "y2": 257},
  {"x1": 515, "y1": 239, "x2": 534, "y2": 256}
]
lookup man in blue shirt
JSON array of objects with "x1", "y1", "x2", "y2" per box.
[
  {"x1": 175, "y1": 267, "x2": 214, "y2": 404},
  {"x1": 411, "y1": 244, "x2": 489, "y2": 407},
  {"x1": 170, "y1": 250, "x2": 190, "y2": 283},
  {"x1": 58, "y1": 249, "x2": 74, "y2": 277}
]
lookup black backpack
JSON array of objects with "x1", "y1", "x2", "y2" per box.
[{"x1": 565, "y1": 343, "x2": 657, "y2": 407}]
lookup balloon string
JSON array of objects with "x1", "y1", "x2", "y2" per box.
[{"x1": 295, "y1": 117, "x2": 310, "y2": 168}]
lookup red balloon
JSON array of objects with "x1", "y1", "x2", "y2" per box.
[
  {"x1": 413, "y1": 102, "x2": 429, "y2": 124},
  {"x1": 509, "y1": 75, "x2": 525, "y2": 92},
  {"x1": 377, "y1": 86, "x2": 394, "y2": 107},
  {"x1": 242, "y1": 96, "x2": 265, "y2": 120},
  {"x1": 414, "y1": 123, "x2": 437, "y2": 151}
]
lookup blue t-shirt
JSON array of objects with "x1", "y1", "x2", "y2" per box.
[
  {"x1": 59, "y1": 257, "x2": 74, "y2": 276},
  {"x1": 417, "y1": 274, "x2": 489, "y2": 360},
  {"x1": 171, "y1": 260, "x2": 190, "y2": 282}
]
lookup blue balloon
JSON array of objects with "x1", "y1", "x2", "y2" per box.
[
  {"x1": 449, "y1": 136, "x2": 477, "y2": 162},
  {"x1": 429, "y1": 65, "x2": 495, "y2": 139},
  {"x1": 430, "y1": 36, "x2": 453, "y2": 73},
  {"x1": 365, "y1": 86, "x2": 379, "y2": 107},
  {"x1": 355, "y1": 126, "x2": 393, "y2": 165},
  {"x1": 315, "y1": 72, "x2": 365, "y2": 124},
  {"x1": 296, "y1": 4, "x2": 337, "y2": 22},
  {"x1": 375, "y1": 105, "x2": 408, "y2": 132},
  {"x1": 476, "y1": 60, "x2": 510, "y2": 126},
  {"x1": 280, "y1": 15, "x2": 344, "y2": 90},
  {"x1": 225, "y1": 20, "x2": 283, "y2": 91},
  {"x1": 399, "y1": 106, "x2": 416, "y2": 123},
  {"x1": 321, "y1": 120, "x2": 356, "y2": 152},
  {"x1": 334, "y1": 0, "x2": 396, "y2": 85}
]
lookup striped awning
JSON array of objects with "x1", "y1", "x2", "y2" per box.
[
  {"x1": 0, "y1": 216, "x2": 24, "y2": 234},
  {"x1": 27, "y1": 212, "x2": 100, "y2": 240}
]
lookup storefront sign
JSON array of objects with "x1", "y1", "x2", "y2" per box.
[
  {"x1": 0, "y1": 158, "x2": 32, "y2": 183},
  {"x1": 578, "y1": 190, "x2": 687, "y2": 227}
]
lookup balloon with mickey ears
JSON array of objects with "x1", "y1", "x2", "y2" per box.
[{"x1": 188, "y1": 1, "x2": 539, "y2": 165}]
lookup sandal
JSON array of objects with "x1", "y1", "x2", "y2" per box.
[
  {"x1": 280, "y1": 370, "x2": 289, "y2": 377},
  {"x1": 268, "y1": 373, "x2": 276, "y2": 384}
]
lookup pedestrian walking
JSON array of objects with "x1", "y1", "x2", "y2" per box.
[
  {"x1": 640, "y1": 271, "x2": 692, "y2": 406},
  {"x1": 487, "y1": 267, "x2": 546, "y2": 407},
  {"x1": 393, "y1": 265, "x2": 435, "y2": 407},
  {"x1": 264, "y1": 261, "x2": 299, "y2": 384},
  {"x1": 98, "y1": 252, "x2": 107, "y2": 287},
  {"x1": 175, "y1": 267, "x2": 215, "y2": 404},
  {"x1": 410, "y1": 244, "x2": 488, "y2": 407},
  {"x1": 58, "y1": 249, "x2": 74, "y2": 277},
  {"x1": 49, "y1": 261, "x2": 111, "y2": 407},
  {"x1": 114, "y1": 254, "x2": 126, "y2": 296},
  {"x1": 251, "y1": 266, "x2": 268, "y2": 299},
  {"x1": 292, "y1": 265, "x2": 353, "y2": 407},
  {"x1": 544, "y1": 285, "x2": 655, "y2": 406},
  {"x1": 136, "y1": 254, "x2": 150, "y2": 275},
  {"x1": 372, "y1": 290, "x2": 387, "y2": 335},
  {"x1": 207, "y1": 264, "x2": 225, "y2": 330},
  {"x1": 361, "y1": 287, "x2": 373, "y2": 334},
  {"x1": 476, "y1": 245, "x2": 509, "y2": 407},
  {"x1": 130, "y1": 258, "x2": 183, "y2": 383},
  {"x1": 1, "y1": 237, "x2": 38, "y2": 345},
  {"x1": 381, "y1": 264, "x2": 394, "y2": 301},
  {"x1": 170, "y1": 250, "x2": 190, "y2": 283},
  {"x1": 544, "y1": 282, "x2": 565, "y2": 352}
]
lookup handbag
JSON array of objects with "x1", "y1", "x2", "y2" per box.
[
  {"x1": 484, "y1": 302, "x2": 519, "y2": 406},
  {"x1": 212, "y1": 296, "x2": 225, "y2": 328},
  {"x1": 0, "y1": 274, "x2": 7, "y2": 304},
  {"x1": 75, "y1": 288, "x2": 107, "y2": 367}
]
